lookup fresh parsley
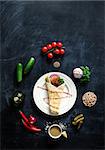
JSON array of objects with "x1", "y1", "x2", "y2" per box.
[
  {"x1": 80, "y1": 66, "x2": 91, "y2": 83},
  {"x1": 59, "y1": 78, "x2": 64, "y2": 85}
]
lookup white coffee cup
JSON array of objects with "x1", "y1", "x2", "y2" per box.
[{"x1": 48, "y1": 124, "x2": 62, "y2": 139}]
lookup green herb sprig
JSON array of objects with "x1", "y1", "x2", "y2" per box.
[
  {"x1": 80, "y1": 66, "x2": 91, "y2": 83},
  {"x1": 58, "y1": 78, "x2": 64, "y2": 85}
]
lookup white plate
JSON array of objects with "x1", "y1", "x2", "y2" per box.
[{"x1": 33, "y1": 72, "x2": 77, "y2": 116}]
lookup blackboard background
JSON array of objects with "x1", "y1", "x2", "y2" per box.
[{"x1": 0, "y1": 1, "x2": 105, "y2": 150}]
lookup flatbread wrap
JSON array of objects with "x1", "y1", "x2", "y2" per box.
[{"x1": 45, "y1": 74, "x2": 65, "y2": 114}]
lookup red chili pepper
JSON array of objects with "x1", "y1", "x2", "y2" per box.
[
  {"x1": 29, "y1": 115, "x2": 37, "y2": 124},
  {"x1": 19, "y1": 110, "x2": 29, "y2": 124},
  {"x1": 22, "y1": 119, "x2": 41, "y2": 132},
  {"x1": 19, "y1": 111, "x2": 38, "y2": 125}
]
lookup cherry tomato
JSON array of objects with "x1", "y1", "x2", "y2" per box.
[
  {"x1": 57, "y1": 42, "x2": 63, "y2": 48},
  {"x1": 42, "y1": 46, "x2": 48, "y2": 53},
  {"x1": 52, "y1": 42, "x2": 57, "y2": 48},
  {"x1": 50, "y1": 75, "x2": 59, "y2": 86},
  {"x1": 47, "y1": 52, "x2": 53, "y2": 59},
  {"x1": 60, "y1": 49, "x2": 65, "y2": 55},
  {"x1": 53, "y1": 49, "x2": 60, "y2": 55},
  {"x1": 47, "y1": 44, "x2": 52, "y2": 50}
]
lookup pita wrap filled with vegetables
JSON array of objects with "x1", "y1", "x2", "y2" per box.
[{"x1": 45, "y1": 74, "x2": 65, "y2": 115}]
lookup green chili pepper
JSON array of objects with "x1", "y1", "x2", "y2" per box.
[
  {"x1": 24, "y1": 57, "x2": 35, "y2": 75},
  {"x1": 17, "y1": 63, "x2": 23, "y2": 82}
]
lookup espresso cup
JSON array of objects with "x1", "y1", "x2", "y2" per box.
[{"x1": 48, "y1": 124, "x2": 62, "y2": 139}]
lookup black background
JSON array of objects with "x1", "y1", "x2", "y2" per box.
[{"x1": 0, "y1": 1, "x2": 105, "y2": 150}]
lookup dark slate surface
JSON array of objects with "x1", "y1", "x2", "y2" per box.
[{"x1": 0, "y1": 1, "x2": 104, "y2": 150}]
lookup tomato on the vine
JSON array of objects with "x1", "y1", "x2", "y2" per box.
[
  {"x1": 52, "y1": 42, "x2": 57, "y2": 48},
  {"x1": 53, "y1": 49, "x2": 60, "y2": 55},
  {"x1": 47, "y1": 52, "x2": 53, "y2": 59},
  {"x1": 42, "y1": 46, "x2": 48, "y2": 53},
  {"x1": 47, "y1": 44, "x2": 52, "y2": 50},
  {"x1": 57, "y1": 42, "x2": 63, "y2": 48},
  {"x1": 60, "y1": 49, "x2": 65, "y2": 55}
]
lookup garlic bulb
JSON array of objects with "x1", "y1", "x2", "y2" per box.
[{"x1": 73, "y1": 68, "x2": 83, "y2": 79}]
